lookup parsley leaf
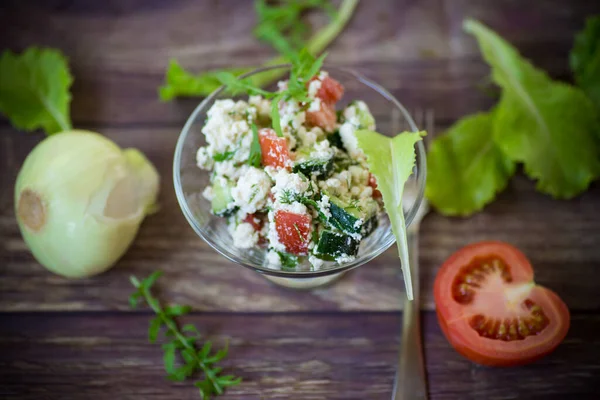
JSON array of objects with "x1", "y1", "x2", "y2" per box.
[
  {"x1": 426, "y1": 111, "x2": 516, "y2": 216},
  {"x1": 0, "y1": 47, "x2": 72, "y2": 135},
  {"x1": 570, "y1": 15, "x2": 600, "y2": 112},
  {"x1": 254, "y1": 0, "x2": 336, "y2": 60},
  {"x1": 276, "y1": 251, "x2": 300, "y2": 270},
  {"x1": 465, "y1": 19, "x2": 600, "y2": 198},
  {"x1": 158, "y1": 0, "x2": 358, "y2": 100},
  {"x1": 213, "y1": 150, "x2": 236, "y2": 162},
  {"x1": 248, "y1": 124, "x2": 262, "y2": 168},
  {"x1": 130, "y1": 271, "x2": 241, "y2": 398},
  {"x1": 355, "y1": 130, "x2": 424, "y2": 300}
]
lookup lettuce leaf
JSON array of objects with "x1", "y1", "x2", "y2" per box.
[
  {"x1": 465, "y1": 19, "x2": 600, "y2": 198},
  {"x1": 355, "y1": 130, "x2": 423, "y2": 300},
  {"x1": 570, "y1": 15, "x2": 600, "y2": 111},
  {"x1": 0, "y1": 47, "x2": 72, "y2": 135},
  {"x1": 426, "y1": 111, "x2": 515, "y2": 216}
]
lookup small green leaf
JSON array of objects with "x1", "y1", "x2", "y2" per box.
[
  {"x1": 212, "y1": 151, "x2": 236, "y2": 162},
  {"x1": 148, "y1": 316, "x2": 163, "y2": 343},
  {"x1": 141, "y1": 271, "x2": 163, "y2": 290},
  {"x1": 182, "y1": 324, "x2": 201, "y2": 336},
  {"x1": 199, "y1": 342, "x2": 213, "y2": 359},
  {"x1": 165, "y1": 304, "x2": 192, "y2": 317},
  {"x1": 205, "y1": 345, "x2": 229, "y2": 364},
  {"x1": 162, "y1": 342, "x2": 177, "y2": 375},
  {"x1": 128, "y1": 292, "x2": 141, "y2": 308},
  {"x1": 248, "y1": 124, "x2": 263, "y2": 168}
]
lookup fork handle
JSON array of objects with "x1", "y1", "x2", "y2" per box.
[{"x1": 392, "y1": 227, "x2": 428, "y2": 400}]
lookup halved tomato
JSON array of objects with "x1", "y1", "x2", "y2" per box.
[
  {"x1": 434, "y1": 241, "x2": 570, "y2": 367},
  {"x1": 258, "y1": 128, "x2": 291, "y2": 169},
  {"x1": 274, "y1": 210, "x2": 311, "y2": 255}
]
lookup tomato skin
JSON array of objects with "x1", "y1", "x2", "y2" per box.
[
  {"x1": 306, "y1": 76, "x2": 344, "y2": 132},
  {"x1": 274, "y1": 210, "x2": 312, "y2": 255},
  {"x1": 314, "y1": 76, "x2": 344, "y2": 105},
  {"x1": 434, "y1": 241, "x2": 570, "y2": 367},
  {"x1": 258, "y1": 128, "x2": 291, "y2": 169}
]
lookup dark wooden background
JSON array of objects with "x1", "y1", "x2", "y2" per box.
[{"x1": 1, "y1": 1, "x2": 600, "y2": 399}]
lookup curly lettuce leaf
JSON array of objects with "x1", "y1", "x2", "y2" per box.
[
  {"x1": 570, "y1": 15, "x2": 600, "y2": 111},
  {"x1": 0, "y1": 47, "x2": 72, "y2": 135},
  {"x1": 355, "y1": 130, "x2": 423, "y2": 301},
  {"x1": 426, "y1": 112, "x2": 515, "y2": 216},
  {"x1": 465, "y1": 19, "x2": 600, "y2": 198}
]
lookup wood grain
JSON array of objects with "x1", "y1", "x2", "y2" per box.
[{"x1": 0, "y1": 312, "x2": 598, "y2": 400}]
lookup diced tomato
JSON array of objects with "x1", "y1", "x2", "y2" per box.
[
  {"x1": 312, "y1": 76, "x2": 344, "y2": 105},
  {"x1": 274, "y1": 210, "x2": 312, "y2": 255},
  {"x1": 243, "y1": 213, "x2": 263, "y2": 231},
  {"x1": 368, "y1": 173, "x2": 382, "y2": 199},
  {"x1": 306, "y1": 102, "x2": 337, "y2": 132},
  {"x1": 258, "y1": 128, "x2": 291, "y2": 169}
]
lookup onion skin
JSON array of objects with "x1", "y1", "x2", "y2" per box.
[{"x1": 15, "y1": 130, "x2": 159, "y2": 278}]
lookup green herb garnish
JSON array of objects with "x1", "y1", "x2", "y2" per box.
[
  {"x1": 130, "y1": 271, "x2": 241, "y2": 399},
  {"x1": 276, "y1": 251, "x2": 300, "y2": 269},
  {"x1": 213, "y1": 150, "x2": 236, "y2": 162},
  {"x1": 248, "y1": 123, "x2": 263, "y2": 168},
  {"x1": 158, "y1": 0, "x2": 358, "y2": 101}
]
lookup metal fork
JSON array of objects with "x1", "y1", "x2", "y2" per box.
[{"x1": 391, "y1": 108, "x2": 434, "y2": 400}]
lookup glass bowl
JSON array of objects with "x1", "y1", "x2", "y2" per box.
[{"x1": 173, "y1": 65, "x2": 426, "y2": 289}]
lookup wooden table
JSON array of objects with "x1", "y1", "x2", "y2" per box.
[{"x1": 1, "y1": 1, "x2": 599, "y2": 399}]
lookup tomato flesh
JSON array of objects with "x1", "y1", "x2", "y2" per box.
[
  {"x1": 258, "y1": 128, "x2": 291, "y2": 169},
  {"x1": 314, "y1": 76, "x2": 344, "y2": 105},
  {"x1": 306, "y1": 102, "x2": 337, "y2": 132},
  {"x1": 243, "y1": 213, "x2": 263, "y2": 231},
  {"x1": 274, "y1": 210, "x2": 312, "y2": 255},
  {"x1": 306, "y1": 76, "x2": 344, "y2": 132},
  {"x1": 434, "y1": 241, "x2": 570, "y2": 367}
]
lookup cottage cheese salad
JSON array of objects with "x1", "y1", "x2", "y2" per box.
[{"x1": 196, "y1": 71, "x2": 384, "y2": 271}]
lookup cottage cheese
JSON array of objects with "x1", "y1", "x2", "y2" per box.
[
  {"x1": 231, "y1": 167, "x2": 271, "y2": 215},
  {"x1": 232, "y1": 222, "x2": 259, "y2": 249}
]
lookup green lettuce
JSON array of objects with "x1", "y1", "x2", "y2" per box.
[
  {"x1": 426, "y1": 112, "x2": 515, "y2": 216},
  {"x1": 570, "y1": 15, "x2": 600, "y2": 111},
  {"x1": 465, "y1": 19, "x2": 600, "y2": 199},
  {"x1": 0, "y1": 48, "x2": 72, "y2": 135},
  {"x1": 355, "y1": 130, "x2": 423, "y2": 300}
]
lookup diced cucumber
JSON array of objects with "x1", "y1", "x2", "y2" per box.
[
  {"x1": 327, "y1": 131, "x2": 344, "y2": 149},
  {"x1": 314, "y1": 230, "x2": 359, "y2": 260},
  {"x1": 211, "y1": 178, "x2": 237, "y2": 217},
  {"x1": 323, "y1": 191, "x2": 378, "y2": 236},
  {"x1": 293, "y1": 158, "x2": 333, "y2": 177},
  {"x1": 332, "y1": 152, "x2": 358, "y2": 172}
]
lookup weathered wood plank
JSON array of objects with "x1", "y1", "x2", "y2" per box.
[
  {"x1": 0, "y1": 0, "x2": 598, "y2": 125},
  {"x1": 0, "y1": 312, "x2": 598, "y2": 399},
  {"x1": 2, "y1": 127, "x2": 600, "y2": 312}
]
